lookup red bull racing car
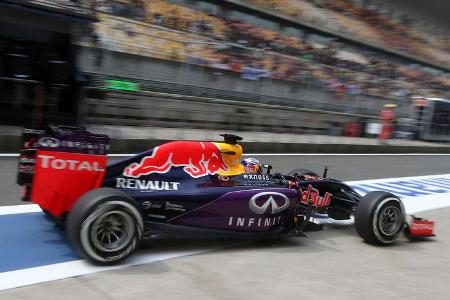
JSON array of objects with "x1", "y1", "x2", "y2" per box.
[{"x1": 17, "y1": 125, "x2": 435, "y2": 265}]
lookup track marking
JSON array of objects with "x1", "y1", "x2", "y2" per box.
[
  {"x1": 347, "y1": 173, "x2": 450, "y2": 184},
  {"x1": 0, "y1": 204, "x2": 41, "y2": 216},
  {"x1": 347, "y1": 173, "x2": 450, "y2": 214},
  {"x1": 0, "y1": 249, "x2": 213, "y2": 291}
]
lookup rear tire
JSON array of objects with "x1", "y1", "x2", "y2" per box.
[
  {"x1": 354, "y1": 191, "x2": 405, "y2": 245},
  {"x1": 66, "y1": 188, "x2": 143, "y2": 265}
]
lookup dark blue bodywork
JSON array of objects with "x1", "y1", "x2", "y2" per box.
[{"x1": 101, "y1": 148, "x2": 361, "y2": 239}]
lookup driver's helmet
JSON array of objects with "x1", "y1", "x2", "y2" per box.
[{"x1": 242, "y1": 158, "x2": 262, "y2": 174}]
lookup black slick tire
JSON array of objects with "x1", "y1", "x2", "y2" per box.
[
  {"x1": 354, "y1": 191, "x2": 405, "y2": 245},
  {"x1": 66, "y1": 188, "x2": 143, "y2": 265}
]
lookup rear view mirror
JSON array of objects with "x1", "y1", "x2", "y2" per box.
[{"x1": 263, "y1": 164, "x2": 272, "y2": 174}]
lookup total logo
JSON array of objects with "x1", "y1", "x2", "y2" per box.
[
  {"x1": 39, "y1": 155, "x2": 104, "y2": 171},
  {"x1": 300, "y1": 185, "x2": 332, "y2": 208},
  {"x1": 249, "y1": 192, "x2": 291, "y2": 214}
]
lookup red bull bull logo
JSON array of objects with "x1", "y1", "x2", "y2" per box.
[{"x1": 123, "y1": 141, "x2": 228, "y2": 178}]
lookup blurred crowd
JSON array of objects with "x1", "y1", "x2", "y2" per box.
[
  {"x1": 244, "y1": 0, "x2": 449, "y2": 67},
  {"x1": 28, "y1": 0, "x2": 450, "y2": 101}
]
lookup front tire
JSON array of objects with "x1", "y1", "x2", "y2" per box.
[
  {"x1": 66, "y1": 188, "x2": 143, "y2": 265},
  {"x1": 354, "y1": 191, "x2": 405, "y2": 245}
]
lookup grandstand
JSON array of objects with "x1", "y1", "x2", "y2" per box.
[
  {"x1": 240, "y1": 0, "x2": 449, "y2": 68},
  {"x1": 76, "y1": 0, "x2": 449, "y2": 101}
]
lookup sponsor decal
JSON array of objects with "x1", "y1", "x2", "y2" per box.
[
  {"x1": 409, "y1": 219, "x2": 434, "y2": 236},
  {"x1": 147, "y1": 213, "x2": 166, "y2": 219},
  {"x1": 141, "y1": 201, "x2": 186, "y2": 212},
  {"x1": 19, "y1": 156, "x2": 35, "y2": 164},
  {"x1": 249, "y1": 192, "x2": 290, "y2": 214},
  {"x1": 243, "y1": 174, "x2": 270, "y2": 181},
  {"x1": 410, "y1": 220, "x2": 434, "y2": 230},
  {"x1": 123, "y1": 141, "x2": 228, "y2": 178},
  {"x1": 228, "y1": 216, "x2": 282, "y2": 228},
  {"x1": 38, "y1": 137, "x2": 60, "y2": 148},
  {"x1": 116, "y1": 178, "x2": 180, "y2": 191},
  {"x1": 22, "y1": 128, "x2": 45, "y2": 135},
  {"x1": 23, "y1": 138, "x2": 39, "y2": 149},
  {"x1": 142, "y1": 201, "x2": 163, "y2": 209},
  {"x1": 20, "y1": 186, "x2": 28, "y2": 199},
  {"x1": 302, "y1": 175, "x2": 320, "y2": 180},
  {"x1": 289, "y1": 181, "x2": 298, "y2": 189},
  {"x1": 24, "y1": 137, "x2": 108, "y2": 153},
  {"x1": 300, "y1": 185, "x2": 332, "y2": 208},
  {"x1": 38, "y1": 155, "x2": 104, "y2": 171},
  {"x1": 57, "y1": 140, "x2": 109, "y2": 152},
  {"x1": 243, "y1": 182, "x2": 270, "y2": 187},
  {"x1": 18, "y1": 165, "x2": 34, "y2": 174},
  {"x1": 218, "y1": 175, "x2": 230, "y2": 181},
  {"x1": 165, "y1": 202, "x2": 186, "y2": 212}
]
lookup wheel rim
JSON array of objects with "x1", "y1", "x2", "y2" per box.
[
  {"x1": 90, "y1": 210, "x2": 135, "y2": 252},
  {"x1": 378, "y1": 205, "x2": 402, "y2": 236}
]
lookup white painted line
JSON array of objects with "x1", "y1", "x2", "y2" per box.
[
  {"x1": 0, "y1": 249, "x2": 213, "y2": 291},
  {"x1": 402, "y1": 194, "x2": 450, "y2": 215},
  {"x1": 0, "y1": 204, "x2": 41, "y2": 215}
]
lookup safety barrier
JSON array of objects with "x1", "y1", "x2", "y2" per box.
[{"x1": 83, "y1": 87, "x2": 371, "y2": 136}]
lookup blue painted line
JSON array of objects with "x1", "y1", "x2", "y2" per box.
[{"x1": 0, "y1": 212, "x2": 79, "y2": 273}]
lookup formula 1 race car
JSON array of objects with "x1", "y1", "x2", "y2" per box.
[{"x1": 17, "y1": 125, "x2": 435, "y2": 265}]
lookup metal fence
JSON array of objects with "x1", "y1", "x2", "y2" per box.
[
  {"x1": 24, "y1": 0, "x2": 95, "y2": 15},
  {"x1": 82, "y1": 86, "x2": 368, "y2": 135},
  {"x1": 87, "y1": 71, "x2": 383, "y2": 117}
]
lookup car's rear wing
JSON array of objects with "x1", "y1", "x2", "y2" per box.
[{"x1": 17, "y1": 124, "x2": 110, "y2": 217}]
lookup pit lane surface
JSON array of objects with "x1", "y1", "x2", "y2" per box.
[{"x1": 1, "y1": 155, "x2": 450, "y2": 299}]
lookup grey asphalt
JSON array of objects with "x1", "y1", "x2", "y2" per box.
[{"x1": 0, "y1": 155, "x2": 449, "y2": 299}]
